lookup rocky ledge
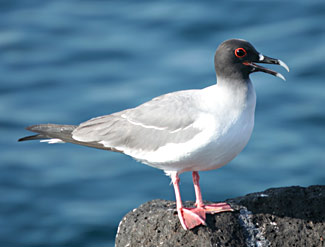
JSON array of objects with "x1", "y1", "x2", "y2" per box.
[{"x1": 115, "y1": 185, "x2": 325, "y2": 247}]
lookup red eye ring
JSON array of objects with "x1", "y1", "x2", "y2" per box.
[{"x1": 235, "y1": 48, "x2": 247, "y2": 58}]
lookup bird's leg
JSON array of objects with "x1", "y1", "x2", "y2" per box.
[
  {"x1": 171, "y1": 172, "x2": 206, "y2": 230},
  {"x1": 192, "y1": 171, "x2": 204, "y2": 208},
  {"x1": 192, "y1": 171, "x2": 234, "y2": 214}
]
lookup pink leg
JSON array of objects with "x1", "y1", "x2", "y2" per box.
[
  {"x1": 171, "y1": 172, "x2": 206, "y2": 230},
  {"x1": 192, "y1": 171, "x2": 234, "y2": 214},
  {"x1": 192, "y1": 171, "x2": 204, "y2": 208}
]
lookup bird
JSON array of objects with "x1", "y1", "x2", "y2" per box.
[{"x1": 19, "y1": 39, "x2": 289, "y2": 230}]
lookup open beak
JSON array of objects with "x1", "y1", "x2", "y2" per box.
[{"x1": 243, "y1": 54, "x2": 290, "y2": 81}]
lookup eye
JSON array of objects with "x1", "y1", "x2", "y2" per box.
[{"x1": 234, "y1": 48, "x2": 247, "y2": 58}]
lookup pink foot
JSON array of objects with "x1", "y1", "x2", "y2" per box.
[
  {"x1": 203, "y1": 202, "x2": 234, "y2": 214},
  {"x1": 177, "y1": 207, "x2": 206, "y2": 230},
  {"x1": 191, "y1": 172, "x2": 233, "y2": 215}
]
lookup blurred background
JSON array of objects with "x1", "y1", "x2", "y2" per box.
[{"x1": 1, "y1": 0, "x2": 324, "y2": 246}]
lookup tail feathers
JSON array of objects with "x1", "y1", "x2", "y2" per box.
[
  {"x1": 18, "y1": 123, "x2": 117, "y2": 152},
  {"x1": 18, "y1": 124, "x2": 77, "y2": 143},
  {"x1": 18, "y1": 134, "x2": 50, "y2": 142}
]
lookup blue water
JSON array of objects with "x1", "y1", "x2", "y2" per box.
[{"x1": 1, "y1": 0, "x2": 325, "y2": 246}]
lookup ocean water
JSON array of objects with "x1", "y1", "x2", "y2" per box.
[{"x1": 1, "y1": 0, "x2": 324, "y2": 246}]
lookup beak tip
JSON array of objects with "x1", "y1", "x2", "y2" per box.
[
  {"x1": 278, "y1": 59, "x2": 290, "y2": 72},
  {"x1": 276, "y1": 73, "x2": 286, "y2": 81}
]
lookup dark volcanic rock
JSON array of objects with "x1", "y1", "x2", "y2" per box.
[
  {"x1": 232, "y1": 186, "x2": 325, "y2": 247},
  {"x1": 116, "y1": 200, "x2": 245, "y2": 247},
  {"x1": 115, "y1": 186, "x2": 325, "y2": 247}
]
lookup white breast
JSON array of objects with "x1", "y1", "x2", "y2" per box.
[{"x1": 127, "y1": 81, "x2": 256, "y2": 174}]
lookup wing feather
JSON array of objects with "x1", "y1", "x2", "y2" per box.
[{"x1": 72, "y1": 90, "x2": 201, "y2": 152}]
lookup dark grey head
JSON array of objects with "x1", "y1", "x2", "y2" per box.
[{"x1": 214, "y1": 39, "x2": 289, "y2": 81}]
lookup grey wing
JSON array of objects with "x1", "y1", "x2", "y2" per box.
[{"x1": 72, "y1": 91, "x2": 201, "y2": 152}]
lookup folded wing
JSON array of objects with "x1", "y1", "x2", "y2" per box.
[{"x1": 72, "y1": 90, "x2": 201, "y2": 153}]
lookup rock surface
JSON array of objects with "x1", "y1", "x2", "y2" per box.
[{"x1": 115, "y1": 186, "x2": 325, "y2": 247}]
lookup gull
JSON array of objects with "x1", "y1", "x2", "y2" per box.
[{"x1": 19, "y1": 39, "x2": 289, "y2": 230}]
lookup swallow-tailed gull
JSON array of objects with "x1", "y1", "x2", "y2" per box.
[{"x1": 19, "y1": 39, "x2": 289, "y2": 230}]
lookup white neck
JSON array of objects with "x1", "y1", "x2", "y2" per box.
[{"x1": 199, "y1": 77, "x2": 256, "y2": 115}]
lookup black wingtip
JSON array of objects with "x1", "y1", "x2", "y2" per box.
[
  {"x1": 18, "y1": 123, "x2": 77, "y2": 142},
  {"x1": 18, "y1": 125, "x2": 42, "y2": 142},
  {"x1": 18, "y1": 134, "x2": 41, "y2": 142}
]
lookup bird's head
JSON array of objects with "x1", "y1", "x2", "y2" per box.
[{"x1": 214, "y1": 39, "x2": 289, "y2": 81}]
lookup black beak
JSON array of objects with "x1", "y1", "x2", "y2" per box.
[{"x1": 243, "y1": 54, "x2": 290, "y2": 81}]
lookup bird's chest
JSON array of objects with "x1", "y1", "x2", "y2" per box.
[
  {"x1": 183, "y1": 87, "x2": 256, "y2": 171},
  {"x1": 185, "y1": 106, "x2": 253, "y2": 170}
]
